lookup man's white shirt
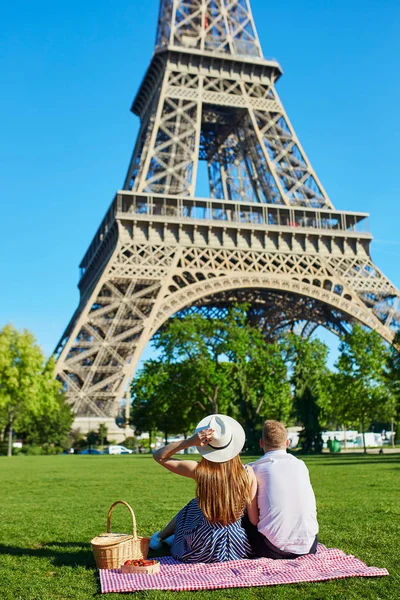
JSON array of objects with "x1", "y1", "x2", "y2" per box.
[{"x1": 250, "y1": 450, "x2": 318, "y2": 554}]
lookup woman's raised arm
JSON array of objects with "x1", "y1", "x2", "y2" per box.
[{"x1": 152, "y1": 428, "x2": 214, "y2": 479}]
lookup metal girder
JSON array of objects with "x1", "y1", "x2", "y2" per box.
[
  {"x1": 124, "y1": 53, "x2": 333, "y2": 209},
  {"x1": 156, "y1": 0, "x2": 262, "y2": 58},
  {"x1": 55, "y1": 217, "x2": 400, "y2": 417}
]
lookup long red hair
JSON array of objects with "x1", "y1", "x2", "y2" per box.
[{"x1": 195, "y1": 456, "x2": 250, "y2": 525}]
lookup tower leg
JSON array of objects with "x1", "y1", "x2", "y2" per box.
[{"x1": 55, "y1": 239, "x2": 182, "y2": 418}]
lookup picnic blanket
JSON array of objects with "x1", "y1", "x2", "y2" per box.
[{"x1": 99, "y1": 545, "x2": 389, "y2": 593}]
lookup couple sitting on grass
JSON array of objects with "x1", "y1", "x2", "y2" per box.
[{"x1": 149, "y1": 415, "x2": 318, "y2": 562}]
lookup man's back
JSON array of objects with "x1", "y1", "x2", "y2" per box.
[{"x1": 251, "y1": 450, "x2": 318, "y2": 554}]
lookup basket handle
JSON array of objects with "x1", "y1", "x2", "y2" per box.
[{"x1": 107, "y1": 500, "x2": 137, "y2": 540}]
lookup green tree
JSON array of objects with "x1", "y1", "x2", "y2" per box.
[
  {"x1": 223, "y1": 307, "x2": 292, "y2": 450},
  {"x1": 0, "y1": 325, "x2": 62, "y2": 456},
  {"x1": 130, "y1": 362, "x2": 161, "y2": 449},
  {"x1": 87, "y1": 430, "x2": 99, "y2": 451},
  {"x1": 153, "y1": 313, "x2": 235, "y2": 415},
  {"x1": 285, "y1": 334, "x2": 331, "y2": 453},
  {"x1": 335, "y1": 325, "x2": 392, "y2": 453},
  {"x1": 98, "y1": 423, "x2": 108, "y2": 447},
  {"x1": 67, "y1": 429, "x2": 86, "y2": 452},
  {"x1": 131, "y1": 360, "x2": 206, "y2": 444},
  {"x1": 20, "y1": 393, "x2": 73, "y2": 448},
  {"x1": 382, "y1": 331, "x2": 400, "y2": 444},
  {"x1": 131, "y1": 306, "x2": 293, "y2": 450},
  {"x1": 326, "y1": 372, "x2": 355, "y2": 447},
  {"x1": 123, "y1": 436, "x2": 138, "y2": 450}
]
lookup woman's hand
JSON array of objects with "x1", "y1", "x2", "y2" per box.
[
  {"x1": 188, "y1": 428, "x2": 215, "y2": 447},
  {"x1": 152, "y1": 429, "x2": 214, "y2": 479}
]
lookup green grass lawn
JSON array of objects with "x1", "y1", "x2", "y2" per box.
[{"x1": 0, "y1": 453, "x2": 399, "y2": 600}]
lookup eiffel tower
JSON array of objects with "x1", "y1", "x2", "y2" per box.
[{"x1": 55, "y1": 0, "x2": 400, "y2": 429}]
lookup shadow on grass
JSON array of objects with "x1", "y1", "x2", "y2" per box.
[
  {"x1": 312, "y1": 459, "x2": 400, "y2": 467},
  {"x1": 295, "y1": 453, "x2": 399, "y2": 461},
  {"x1": 294, "y1": 452, "x2": 400, "y2": 458},
  {"x1": 0, "y1": 541, "x2": 95, "y2": 569}
]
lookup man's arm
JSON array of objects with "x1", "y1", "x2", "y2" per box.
[{"x1": 246, "y1": 465, "x2": 259, "y2": 526}]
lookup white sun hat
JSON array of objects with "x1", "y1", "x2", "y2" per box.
[{"x1": 195, "y1": 414, "x2": 246, "y2": 463}]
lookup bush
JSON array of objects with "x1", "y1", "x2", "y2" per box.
[
  {"x1": 23, "y1": 445, "x2": 44, "y2": 456},
  {"x1": 0, "y1": 443, "x2": 25, "y2": 456},
  {"x1": 0, "y1": 443, "x2": 63, "y2": 456},
  {"x1": 123, "y1": 436, "x2": 138, "y2": 450},
  {"x1": 42, "y1": 444, "x2": 62, "y2": 455},
  {"x1": 67, "y1": 429, "x2": 87, "y2": 452},
  {"x1": 0, "y1": 443, "x2": 8, "y2": 456}
]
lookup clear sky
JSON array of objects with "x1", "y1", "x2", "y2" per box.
[{"x1": 1, "y1": 0, "x2": 400, "y2": 367}]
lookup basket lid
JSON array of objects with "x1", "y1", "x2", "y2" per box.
[{"x1": 91, "y1": 532, "x2": 134, "y2": 547}]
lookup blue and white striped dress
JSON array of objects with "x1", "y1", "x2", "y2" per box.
[{"x1": 171, "y1": 498, "x2": 253, "y2": 563}]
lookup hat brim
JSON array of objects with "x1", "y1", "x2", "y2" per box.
[{"x1": 195, "y1": 414, "x2": 246, "y2": 463}]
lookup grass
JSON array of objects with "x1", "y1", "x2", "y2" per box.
[{"x1": 0, "y1": 453, "x2": 399, "y2": 600}]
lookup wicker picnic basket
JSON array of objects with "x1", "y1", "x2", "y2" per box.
[{"x1": 91, "y1": 500, "x2": 150, "y2": 569}]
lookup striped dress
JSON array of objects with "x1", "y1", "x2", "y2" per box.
[{"x1": 171, "y1": 498, "x2": 253, "y2": 563}]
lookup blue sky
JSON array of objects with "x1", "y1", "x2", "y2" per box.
[{"x1": 1, "y1": 0, "x2": 400, "y2": 367}]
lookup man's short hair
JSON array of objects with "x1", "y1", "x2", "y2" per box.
[{"x1": 263, "y1": 420, "x2": 288, "y2": 448}]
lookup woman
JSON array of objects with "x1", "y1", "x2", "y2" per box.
[{"x1": 150, "y1": 414, "x2": 258, "y2": 563}]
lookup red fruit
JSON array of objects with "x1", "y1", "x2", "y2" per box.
[{"x1": 124, "y1": 560, "x2": 132, "y2": 566}]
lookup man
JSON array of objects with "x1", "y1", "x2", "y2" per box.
[{"x1": 244, "y1": 420, "x2": 319, "y2": 559}]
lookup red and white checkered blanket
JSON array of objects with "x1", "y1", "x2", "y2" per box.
[{"x1": 99, "y1": 545, "x2": 388, "y2": 593}]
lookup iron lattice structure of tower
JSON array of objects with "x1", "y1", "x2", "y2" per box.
[{"x1": 55, "y1": 0, "x2": 400, "y2": 422}]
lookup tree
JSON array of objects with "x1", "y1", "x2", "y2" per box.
[
  {"x1": 130, "y1": 361, "x2": 161, "y2": 448},
  {"x1": 335, "y1": 325, "x2": 392, "y2": 453},
  {"x1": 131, "y1": 360, "x2": 207, "y2": 444},
  {"x1": 130, "y1": 305, "x2": 293, "y2": 450},
  {"x1": 326, "y1": 371, "x2": 354, "y2": 447},
  {"x1": 222, "y1": 307, "x2": 292, "y2": 450},
  {"x1": 98, "y1": 423, "x2": 108, "y2": 447},
  {"x1": 123, "y1": 436, "x2": 138, "y2": 450},
  {"x1": 284, "y1": 334, "x2": 331, "y2": 453},
  {"x1": 153, "y1": 313, "x2": 236, "y2": 415},
  {"x1": 67, "y1": 428, "x2": 86, "y2": 452},
  {"x1": 0, "y1": 325, "x2": 62, "y2": 456},
  {"x1": 382, "y1": 331, "x2": 400, "y2": 444},
  {"x1": 87, "y1": 430, "x2": 100, "y2": 452},
  {"x1": 20, "y1": 392, "x2": 74, "y2": 448}
]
